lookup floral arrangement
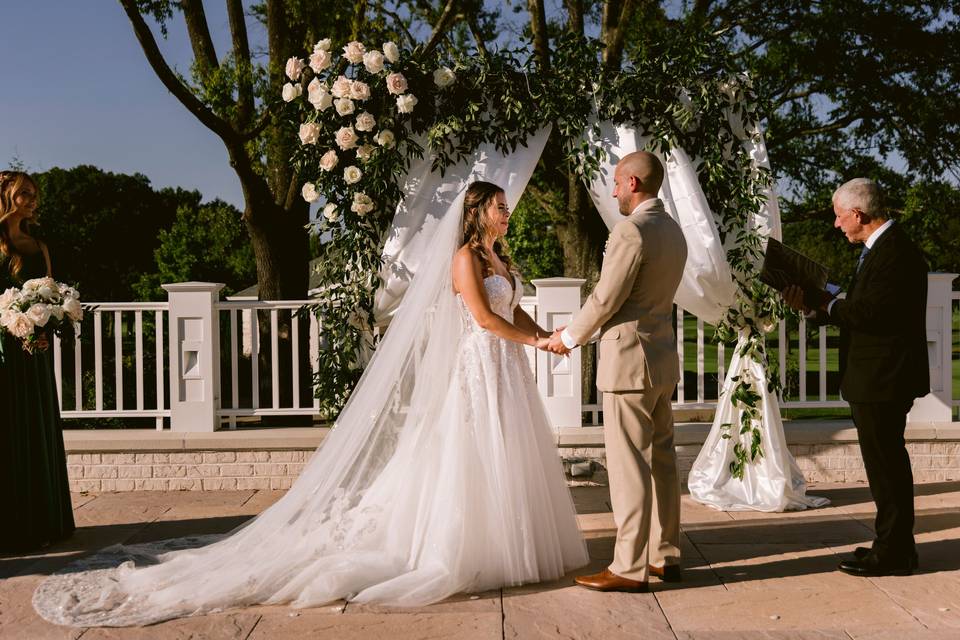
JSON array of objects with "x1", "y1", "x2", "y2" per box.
[{"x1": 0, "y1": 278, "x2": 83, "y2": 354}]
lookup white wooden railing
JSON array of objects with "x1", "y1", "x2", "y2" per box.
[{"x1": 54, "y1": 275, "x2": 958, "y2": 431}]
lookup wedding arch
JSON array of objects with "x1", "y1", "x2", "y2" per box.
[{"x1": 282, "y1": 35, "x2": 823, "y2": 510}]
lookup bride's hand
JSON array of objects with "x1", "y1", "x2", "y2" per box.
[{"x1": 535, "y1": 336, "x2": 552, "y2": 351}]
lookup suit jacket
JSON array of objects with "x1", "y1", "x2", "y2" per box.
[
  {"x1": 820, "y1": 223, "x2": 929, "y2": 403},
  {"x1": 567, "y1": 198, "x2": 688, "y2": 392}
]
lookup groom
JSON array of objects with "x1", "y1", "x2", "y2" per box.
[{"x1": 548, "y1": 151, "x2": 688, "y2": 592}]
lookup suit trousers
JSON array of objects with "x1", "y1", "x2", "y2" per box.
[
  {"x1": 603, "y1": 385, "x2": 681, "y2": 580},
  {"x1": 850, "y1": 400, "x2": 916, "y2": 560}
]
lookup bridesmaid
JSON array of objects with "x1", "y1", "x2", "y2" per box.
[{"x1": 0, "y1": 170, "x2": 74, "y2": 553}]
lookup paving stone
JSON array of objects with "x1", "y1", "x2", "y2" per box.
[
  {"x1": 676, "y1": 631, "x2": 850, "y2": 639},
  {"x1": 694, "y1": 543, "x2": 852, "y2": 592},
  {"x1": 71, "y1": 491, "x2": 173, "y2": 527},
  {"x1": 248, "y1": 611, "x2": 502, "y2": 639},
  {"x1": 346, "y1": 590, "x2": 500, "y2": 615},
  {"x1": 867, "y1": 572, "x2": 960, "y2": 628},
  {"x1": 79, "y1": 611, "x2": 261, "y2": 639},
  {"x1": 503, "y1": 585, "x2": 675, "y2": 640},
  {"x1": 684, "y1": 512, "x2": 873, "y2": 546}
]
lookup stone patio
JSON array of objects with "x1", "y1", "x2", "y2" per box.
[{"x1": 2, "y1": 481, "x2": 960, "y2": 639}]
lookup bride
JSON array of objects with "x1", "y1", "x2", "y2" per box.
[{"x1": 34, "y1": 180, "x2": 589, "y2": 627}]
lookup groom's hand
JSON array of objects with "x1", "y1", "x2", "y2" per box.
[{"x1": 547, "y1": 330, "x2": 571, "y2": 355}]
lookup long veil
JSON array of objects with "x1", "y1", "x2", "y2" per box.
[{"x1": 33, "y1": 131, "x2": 552, "y2": 627}]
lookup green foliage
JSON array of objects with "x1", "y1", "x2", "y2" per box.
[
  {"x1": 506, "y1": 193, "x2": 564, "y2": 283},
  {"x1": 134, "y1": 200, "x2": 256, "y2": 301}
]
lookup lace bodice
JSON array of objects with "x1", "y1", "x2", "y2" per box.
[{"x1": 457, "y1": 274, "x2": 522, "y2": 332}]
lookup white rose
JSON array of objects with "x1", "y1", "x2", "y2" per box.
[
  {"x1": 301, "y1": 182, "x2": 320, "y2": 203},
  {"x1": 319, "y1": 149, "x2": 339, "y2": 171},
  {"x1": 322, "y1": 203, "x2": 339, "y2": 222},
  {"x1": 0, "y1": 287, "x2": 17, "y2": 310},
  {"x1": 313, "y1": 38, "x2": 332, "y2": 52},
  {"x1": 382, "y1": 42, "x2": 400, "y2": 64},
  {"x1": 343, "y1": 40, "x2": 366, "y2": 64},
  {"x1": 335, "y1": 126, "x2": 358, "y2": 150},
  {"x1": 356, "y1": 144, "x2": 375, "y2": 162},
  {"x1": 26, "y1": 303, "x2": 51, "y2": 327},
  {"x1": 63, "y1": 297, "x2": 83, "y2": 322},
  {"x1": 351, "y1": 192, "x2": 374, "y2": 215},
  {"x1": 307, "y1": 79, "x2": 333, "y2": 111},
  {"x1": 285, "y1": 56, "x2": 305, "y2": 81},
  {"x1": 282, "y1": 82, "x2": 302, "y2": 102},
  {"x1": 374, "y1": 129, "x2": 395, "y2": 148},
  {"x1": 335, "y1": 97, "x2": 355, "y2": 116},
  {"x1": 37, "y1": 277, "x2": 58, "y2": 301},
  {"x1": 386, "y1": 72, "x2": 408, "y2": 95},
  {"x1": 49, "y1": 305, "x2": 64, "y2": 322},
  {"x1": 309, "y1": 49, "x2": 332, "y2": 73},
  {"x1": 355, "y1": 111, "x2": 376, "y2": 132},
  {"x1": 350, "y1": 80, "x2": 371, "y2": 101},
  {"x1": 433, "y1": 66, "x2": 456, "y2": 88},
  {"x1": 7, "y1": 311, "x2": 34, "y2": 338},
  {"x1": 343, "y1": 165, "x2": 363, "y2": 184},
  {"x1": 396, "y1": 93, "x2": 418, "y2": 114},
  {"x1": 362, "y1": 50, "x2": 385, "y2": 74},
  {"x1": 298, "y1": 122, "x2": 321, "y2": 145},
  {"x1": 331, "y1": 75, "x2": 353, "y2": 99}
]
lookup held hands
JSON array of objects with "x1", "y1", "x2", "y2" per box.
[{"x1": 546, "y1": 328, "x2": 571, "y2": 356}]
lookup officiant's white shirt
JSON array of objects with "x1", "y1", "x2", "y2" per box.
[{"x1": 826, "y1": 218, "x2": 894, "y2": 315}]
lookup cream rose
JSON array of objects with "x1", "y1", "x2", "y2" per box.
[
  {"x1": 351, "y1": 192, "x2": 374, "y2": 215},
  {"x1": 335, "y1": 97, "x2": 355, "y2": 116},
  {"x1": 386, "y1": 72, "x2": 408, "y2": 95},
  {"x1": 356, "y1": 144, "x2": 375, "y2": 162},
  {"x1": 374, "y1": 129, "x2": 395, "y2": 148},
  {"x1": 313, "y1": 38, "x2": 332, "y2": 52},
  {"x1": 319, "y1": 149, "x2": 339, "y2": 172},
  {"x1": 396, "y1": 93, "x2": 418, "y2": 114},
  {"x1": 285, "y1": 56, "x2": 305, "y2": 81},
  {"x1": 0, "y1": 287, "x2": 17, "y2": 310},
  {"x1": 331, "y1": 75, "x2": 353, "y2": 99},
  {"x1": 301, "y1": 182, "x2": 320, "y2": 203},
  {"x1": 322, "y1": 202, "x2": 339, "y2": 222},
  {"x1": 282, "y1": 82, "x2": 302, "y2": 102},
  {"x1": 350, "y1": 80, "x2": 371, "y2": 101},
  {"x1": 335, "y1": 126, "x2": 358, "y2": 150},
  {"x1": 307, "y1": 79, "x2": 333, "y2": 111},
  {"x1": 382, "y1": 42, "x2": 400, "y2": 63},
  {"x1": 49, "y1": 305, "x2": 64, "y2": 322},
  {"x1": 355, "y1": 111, "x2": 376, "y2": 132},
  {"x1": 6, "y1": 311, "x2": 34, "y2": 339},
  {"x1": 62, "y1": 297, "x2": 83, "y2": 322},
  {"x1": 309, "y1": 49, "x2": 332, "y2": 73},
  {"x1": 37, "y1": 277, "x2": 58, "y2": 301},
  {"x1": 343, "y1": 165, "x2": 363, "y2": 185},
  {"x1": 362, "y1": 50, "x2": 385, "y2": 74},
  {"x1": 299, "y1": 122, "x2": 321, "y2": 145},
  {"x1": 433, "y1": 66, "x2": 456, "y2": 88},
  {"x1": 26, "y1": 303, "x2": 51, "y2": 327},
  {"x1": 343, "y1": 41, "x2": 366, "y2": 64}
]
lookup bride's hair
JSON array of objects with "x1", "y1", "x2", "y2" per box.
[
  {"x1": 0, "y1": 170, "x2": 38, "y2": 279},
  {"x1": 461, "y1": 180, "x2": 514, "y2": 278}
]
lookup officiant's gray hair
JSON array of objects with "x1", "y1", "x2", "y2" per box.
[{"x1": 833, "y1": 178, "x2": 886, "y2": 220}]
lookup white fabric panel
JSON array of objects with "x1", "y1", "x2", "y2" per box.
[{"x1": 375, "y1": 127, "x2": 552, "y2": 322}]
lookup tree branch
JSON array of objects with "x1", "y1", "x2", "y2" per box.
[
  {"x1": 373, "y1": 2, "x2": 416, "y2": 48},
  {"x1": 226, "y1": 0, "x2": 254, "y2": 130},
  {"x1": 777, "y1": 112, "x2": 864, "y2": 143},
  {"x1": 350, "y1": 0, "x2": 369, "y2": 41},
  {"x1": 465, "y1": 8, "x2": 490, "y2": 60},
  {"x1": 421, "y1": 0, "x2": 461, "y2": 59},
  {"x1": 180, "y1": 0, "x2": 219, "y2": 81},
  {"x1": 118, "y1": 0, "x2": 234, "y2": 142}
]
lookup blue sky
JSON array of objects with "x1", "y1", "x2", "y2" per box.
[{"x1": 1, "y1": 2, "x2": 249, "y2": 207}]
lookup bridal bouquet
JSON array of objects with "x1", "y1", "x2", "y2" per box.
[{"x1": 0, "y1": 277, "x2": 83, "y2": 354}]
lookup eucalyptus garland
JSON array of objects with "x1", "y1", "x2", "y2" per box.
[{"x1": 284, "y1": 29, "x2": 781, "y2": 480}]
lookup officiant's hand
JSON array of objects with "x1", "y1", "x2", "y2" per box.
[{"x1": 781, "y1": 285, "x2": 809, "y2": 313}]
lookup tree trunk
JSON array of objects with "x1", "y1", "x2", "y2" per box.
[{"x1": 561, "y1": 174, "x2": 607, "y2": 406}]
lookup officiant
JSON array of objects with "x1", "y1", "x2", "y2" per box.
[{"x1": 782, "y1": 178, "x2": 928, "y2": 578}]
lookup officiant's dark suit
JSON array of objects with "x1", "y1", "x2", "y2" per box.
[{"x1": 808, "y1": 180, "x2": 929, "y2": 577}]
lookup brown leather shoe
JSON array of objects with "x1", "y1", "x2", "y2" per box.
[
  {"x1": 648, "y1": 564, "x2": 681, "y2": 582},
  {"x1": 574, "y1": 569, "x2": 648, "y2": 593}
]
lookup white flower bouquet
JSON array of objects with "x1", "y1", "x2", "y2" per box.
[{"x1": 0, "y1": 277, "x2": 83, "y2": 354}]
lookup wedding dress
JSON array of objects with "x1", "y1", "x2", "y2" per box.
[{"x1": 33, "y1": 186, "x2": 588, "y2": 627}]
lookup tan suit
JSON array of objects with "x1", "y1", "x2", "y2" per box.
[{"x1": 567, "y1": 198, "x2": 687, "y2": 581}]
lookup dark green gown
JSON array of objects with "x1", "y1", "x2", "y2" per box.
[{"x1": 0, "y1": 250, "x2": 75, "y2": 553}]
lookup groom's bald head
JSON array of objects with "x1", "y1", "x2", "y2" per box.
[{"x1": 613, "y1": 151, "x2": 663, "y2": 215}]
